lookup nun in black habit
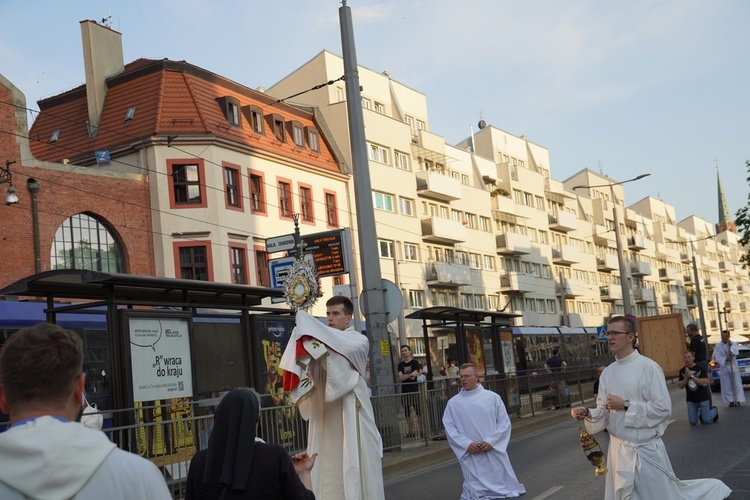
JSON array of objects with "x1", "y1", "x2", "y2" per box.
[{"x1": 185, "y1": 388, "x2": 316, "y2": 500}]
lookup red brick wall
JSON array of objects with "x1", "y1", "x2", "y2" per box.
[{"x1": 0, "y1": 82, "x2": 155, "y2": 289}]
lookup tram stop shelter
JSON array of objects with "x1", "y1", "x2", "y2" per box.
[
  {"x1": 0, "y1": 269, "x2": 291, "y2": 418},
  {"x1": 405, "y1": 306, "x2": 520, "y2": 377}
]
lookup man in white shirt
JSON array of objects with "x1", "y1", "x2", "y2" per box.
[
  {"x1": 443, "y1": 363, "x2": 525, "y2": 499},
  {"x1": 571, "y1": 316, "x2": 730, "y2": 500}
]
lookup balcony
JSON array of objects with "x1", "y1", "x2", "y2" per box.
[
  {"x1": 548, "y1": 211, "x2": 578, "y2": 232},
  {"x1": 559, "y1": 278, "x2": 586, "y2": 297},
  {"x1": 631, "y1": 260, "x2": 652, "y2": 277},
  {"x1": 680, "y1": 252, "x2": 691, "y2": 264},
  {"x1": 683, "y1": 273, "x2": 694, "y2": 285},
  {"x1": 496, "y1": 233, "x2": 531, "y2": 255},
  {"x1": 722, "y1": 281, "x2": 737, "y2": 292},
  {"x1": 597, "y1": 254, "x2": 619, "y2": 272},
  {"x1": 661, "y1": 292, "x2": 679, "y2": 306},
  {"x1": 634, "y1": 288, "x2": 655, "y2": 303},
  {"x1": 686, "y1": 294, "x2": 697, "y2": 307},
  {"x1": 658, "y1": 267, "x2": 680, "y2": 282},
  {"x1": 552, "y1": 244, "x2": 581, "y2": 265},
  {"x1": 415, "y1": 170, "x2": 461, "y2": 201},
  {"x1": 704, "y1": 276, "x2": 720, "y2": 289},
  {"x1": 421, "y1": 216, "x2": 466, "y2": 244},
  {"x1": 500, "y1": 272, "x2": 534, "y2": 293},
  {"x1": 628, "y1": 235, "x2": 647, "y2": 250},
  {"x1": 425, "y1": 261, "x2": 471, "y2": 287},
  {"x1": 718, "y1": 261, "x2": 732, "y2": 273},
  {"x1": 725, "y1": 300, "x2": 740, "y2": 312},
  {"x1": 491, "y1": 194, "x2": 516, "y2": 221},
  {"x1": 600, "y1": 284, "x2": 623, "y2": 302}
]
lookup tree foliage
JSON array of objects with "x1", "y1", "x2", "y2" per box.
[{"x1": 736, "y1": 160, "x2": 750, "y2": 268}]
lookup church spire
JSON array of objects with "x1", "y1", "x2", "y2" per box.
[{"x1": 716, "y1": 163, "x2": 736, "y2": 234}]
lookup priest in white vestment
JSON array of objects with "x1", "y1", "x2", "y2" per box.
[
  {"x1": 280, "y1": 297, "x2": 384, "y2": 500},
  {"x1": 443, "y1": 363, "x2": 525, "y2": 499},
  {"x1": 713, "y1": 330, "x2": 746, "y2": 407},
  {"x1": 571, "y1": 316, "x2": 731, "y2": 500}
]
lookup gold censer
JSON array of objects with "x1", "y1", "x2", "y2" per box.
[{"x1": 578, "y1": 424, "x2": 608, "y2": 476}]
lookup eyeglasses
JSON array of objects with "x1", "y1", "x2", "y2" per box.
[{"x1": 606, "y1": 330, "x2": 630, "y2": 336}]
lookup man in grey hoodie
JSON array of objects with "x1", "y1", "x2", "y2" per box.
[{"x1": 0, "y1": 322, "x2": 171, "y2": 500}]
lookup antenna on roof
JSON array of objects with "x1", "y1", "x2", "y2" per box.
[{"x1": 101, "y1": 10, "x2": 112, "y2": 28}]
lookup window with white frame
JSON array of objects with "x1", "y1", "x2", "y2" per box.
[
  {"x1": 409, "y1": 290, "x2": 425, "y2": 308},
  {"x1": 469, "y1": 253, "x2": 481, "y2": 269},
  {"x1": 479, "y1": 216, "x2": 491, "y2": 232},
  {"x1": 456, "y1": 251, "x2": 469, "y2": 266},
  {"x1": 399, "y1": 197, "x2": 414, "y2": 216},
  {"x1": 394, "y1": 151, "x2": 410, "y2": 170},
  {"x1": 378, "y1": 239, "x2": 394, "y2": 258},
  {"x1": 451, "y1": 209, "x2": 462, "y2": 222},
  {"x1": 483, "y1": 255, "x2": 495, "y2": 270},
  {"x1": 461, "y1": 174, "x2": 470, "y2": 185},
  {"x1": 374, "y1": 102, "x2": 385, "y2": 114},
  {"x1": 465, "y1": 213, "x2": 477, "y2": 229},
  {"x1": 546, "y1": 299, "x2": 556, "y2": 313},
  {"x1": 336, "y1": 88, "x2": 345, "y2": 102},
  {"x1": 487, "y1": 294, "x2": 499, "y2": 310},
  {"x1": 461, "y1": 294, "x2": 472, "y2": 308},
  {"x1": 361, "y1": 97, "x2": 371, "y2": 109},
  {"x1": 370, "y1": 143, "x2": 389, "y2": 164},
  {"x1": 404, "y1": 243, "x2": 418, "y2": 261},
  {"x1": 474, "y1": 295, "x2": 485, "y2": 309},
  {"x1": 373, "y1": 191, "x2": 395, "y2": 212}
]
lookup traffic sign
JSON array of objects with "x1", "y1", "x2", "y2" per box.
[{"x1": 265, "y1": 234, "x2": 295, "y2": 253}]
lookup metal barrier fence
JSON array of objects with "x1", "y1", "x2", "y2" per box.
[{"x1": 0, "y1": 367, "x2": 596, "y2": 499}]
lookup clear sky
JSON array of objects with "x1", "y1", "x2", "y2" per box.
[{"x1": 1, "y1": 0, "x2": 748, "y2": 227}]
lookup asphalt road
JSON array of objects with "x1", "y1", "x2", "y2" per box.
[{"x1": 385, "y1": 386, "x2": 750, "y2": 499}]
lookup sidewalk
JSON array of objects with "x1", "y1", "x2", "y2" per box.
[{"x1": 382, "y1": 405, "x2": 575, "y2": 481}]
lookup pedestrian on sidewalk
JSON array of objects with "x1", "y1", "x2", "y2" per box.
[
  {"x1": 571, "y1": 315, "x2": 731, "y2": 500},
  {"x1": 678, "y1": 351, "x2": 718, "y2": 425},
  {"x1": 544, "y1": 348, "x2": 567, "y2": 372},
  {"x1": 442, "y1": 363, "x2": 525, "y2": 499},
  {"x1": 397, "y1": 345, "x2": 422, "y2": 438},
  {"x1": 713, "y1": 330, "x2": 745, "y2": 408}
]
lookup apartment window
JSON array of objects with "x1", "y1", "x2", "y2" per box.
[
  {"x1": 299, "y1": 186, "x2": 314, "y2": 222},
  {"x1": 373, "y1": 191, "x2": 395, "y2": 212},
  {"x1": 535, "y1": 196, "x2": 545, "y2": 210},
  {"x1": 249, "y1": 173, "x2": 266, "y2": 214},
  {"x1": 461, "y1": 174, "x2": 470, "y2": 185},
  {"x1": 272, "y1": 115, "x2": 285, "y2": 142},
  {"x1": 456, "y1": 251, "x2": 469, "y2": 266},
  {"x1": 465, "y1": 213, "x2": 477, "y2": 229},
  {"x1": 217, "y1": 97, "x2": 241, "y2": 127},
  {"x1": 278, "y1": 181, "x2": 293, "y2": 218},
  {"x1": 488, "y1": 294, "x2": 499, "y2": 310},
  {"x1": 394, "y1": 151, "x2": 410, "y2": 170},
  {"x1": 169, "y1": 161, "x2": 205, "y2": 207},
  {"x1": 479, "y1": 216, "x2": 491, "y2": 232},
  {"x1": 451, "y1": 209, "x2": 462, "y2": 222},
  {"x1": 374, "y1": 102, "x2": 385, "y2": 114},
  {"x1": 542, "y1": 265, "x2": 552, "y2": 278},
  {"x1": 525, "y1": 192, "x2": 534, "y2": 206},
  {"x1": 336, "y1": 87, "x2": 345, "y2": 102},
  {"x1": 378, "y1": 240, "x2": 394, "y2": 258},
  {"x1": 224, "y1": 166, "x2": 241, "y2": 208},
  {"x1": 246, "y1": 106, "x2": 264, "y2": 134},
  {"x1": 469, "y1": 253, "x2": 481, "y2": 269},
  {"x1": 399, "y1": 197, "x2": 414, "y2": 216},
  {"x1": 230, "y1": 246, "x2": 247, "y2": 284},
  {"x1": 368, "y1": 143, "x2": 389, "y2": 164},
  {"x1": 538, "y1": 231, "x2": 548, "y2": 244},
  {"x1": 474, "y1": 295, "x2": 485, "y2": 309},
  {"x1": 404, "y1": 243, "x2": 418, "y2": 261},
  {"x1": 546, "y1": 299, "x2": 556, "y2": 313},
  {"x1": 513, "y1": 190, "x2": 523, "y2": 204},
  {"x1": 483, "y1": 255, "x2": 495, "y2": 270},
  {"x1": 361, "y1": 97, "x2": 371, "y2": 109},
  {"x1": 325, "y1": 192, "x2": 338, "y2": 227},
  {"x1": 409, "y1": 290, "x2": 425, "y2": 308},
  {"x1": 292, "y1": 122, "x2": 304, "y2": 147},
  {"x1": 461, "y1": 294, "x2": 472, "y2": 309},
  {"x1": 416, "y1": 120, "x2": 425, "y2": 130},
  {"x1": 307, "y1": 128, "x2": 320, "y2": 152},
  {"x1": 178, "y1": 245, "x2": 209, "y2": 281},
  {"x1": 255, "y1": 250, "x2": 269, "y2": 286}
]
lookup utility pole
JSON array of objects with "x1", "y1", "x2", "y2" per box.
[
  {"x1": 690, "y1": 246, "x2": 710, "y2": 356},
  {"x1": 339, "y1": 2, "x2": 393, "y2": 393}
]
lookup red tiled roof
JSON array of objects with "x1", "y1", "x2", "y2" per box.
[{"x1": 29, "y1": 59, "x2": 342, "y2": 174}]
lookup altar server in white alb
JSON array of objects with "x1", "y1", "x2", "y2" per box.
[
  {"x1": 713, "y1": 330, "x2": 745, "y2": 407},
  {"x1": 280, "y1": 296, "x2": 384, "y2": 500},
  {"x1": 571, "y1": 316, "x2": 731, "y2": 500},
  {"x1": 442, "y1": 363, "x2": 525, "y2": 499}
]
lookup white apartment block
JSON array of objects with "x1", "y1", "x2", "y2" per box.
[{"x1": 269, "y1": 51, "x2": 750, "y2": 346}]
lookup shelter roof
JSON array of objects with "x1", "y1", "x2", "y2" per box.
[{"x1": 405, "y1": 306, "x2": 519, "y2": 324}]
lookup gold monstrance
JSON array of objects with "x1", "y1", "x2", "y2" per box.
[{"x1": 578, "y1": 424, "x2": 608, "y2": 476}]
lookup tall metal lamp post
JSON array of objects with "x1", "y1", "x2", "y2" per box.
[{"x1": 573, "y1": 174, "x2": 651, "y2": 317}]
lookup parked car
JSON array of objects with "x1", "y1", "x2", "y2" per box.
[{"x1": 709, "y1": 344, "x2": 750, "y2": 393}]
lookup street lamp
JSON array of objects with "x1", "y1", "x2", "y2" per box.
[{"x1": 573, "y1": 173, "x2": 651, "y2": 317}]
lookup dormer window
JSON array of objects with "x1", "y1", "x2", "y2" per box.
[
  {"x1": 50, "y1": 129, "x2": 60, "y2": 143},
  {"x1": 216, "y1": 97, "x2": 242, "y2": 127},
  {"x1": 242, "y1": 105, "x2": 264, "y2": 134},
  {"x1": 271, "y1": 114, "x2": 285, "y2": 142},
  {"x1": 306, "y1": 127, "x2": 320, "y2": 152},
  {"x1": 292, "y1": 121, "x2": 304, "y2": 147},
  {"x1": 125, "y1": 107, "x2": 136, "y2": 121}
]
